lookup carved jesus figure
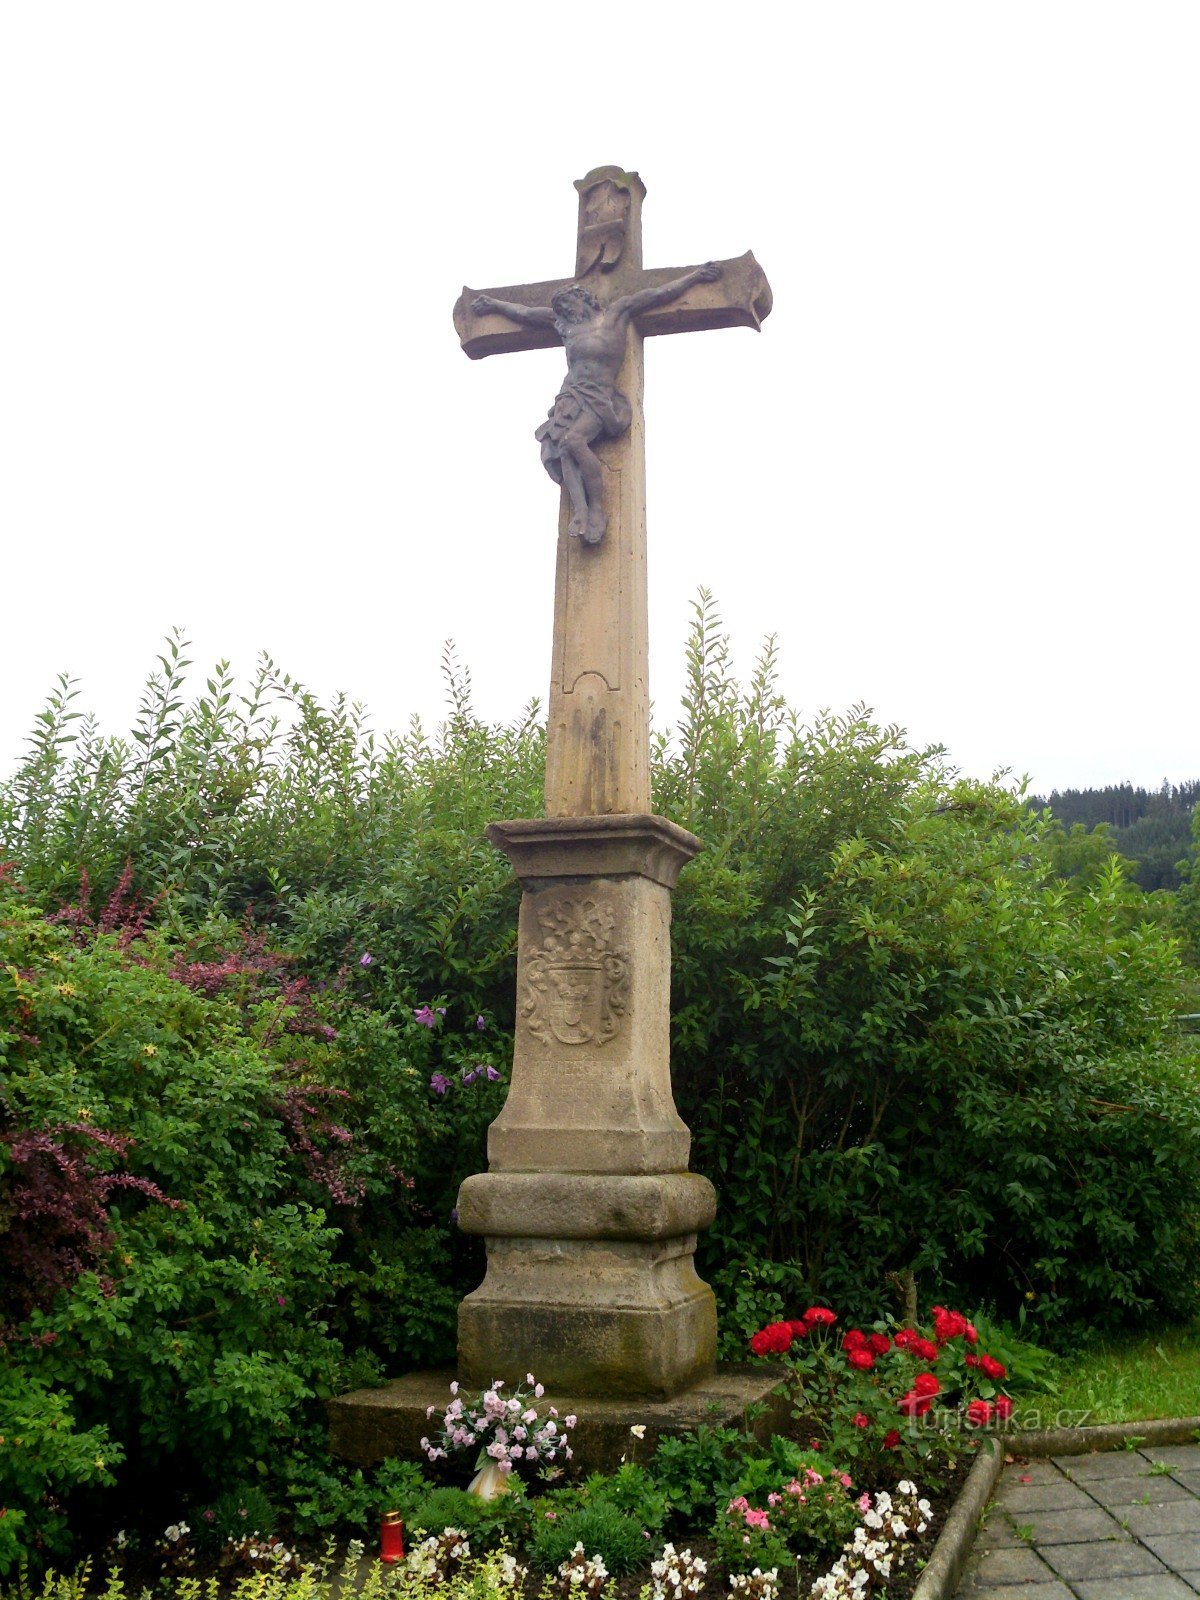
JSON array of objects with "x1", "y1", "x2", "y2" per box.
[{"x1": 472, "y1": 263, "x2": 721, "y2": 545}]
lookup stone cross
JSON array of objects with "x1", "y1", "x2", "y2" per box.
[
  {"x1": 450, "y1": 168, "x2": 772, "y2": 1400},
  {"x1": 453, "y1": 166, "x2": 771, "y2": 818}
]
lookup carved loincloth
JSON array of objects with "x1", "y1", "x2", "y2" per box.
[{"x1": 535, "y1": 379, "x2": 633, "y2": 483}]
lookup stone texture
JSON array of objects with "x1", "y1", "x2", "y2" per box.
[
  {"x1": 1020, "y1": 1507, "x2": 1131, "y2": 1544},
  {"x1": 1120, "y1": 1499, "x2": 1200, "y2": 1535},
  {"x1": 970, "y1": 1546, "x2": 1061, "y2": 1584},
  {"x1": 457, "y1": 1171, "x2": 715, "y2": 1241},
  {"x1": 1140, "y1": 1533, "x2": 1200, "y2": 1568},
  {"x1": 1057, "y1": 1450, "x2": 1162, "y2": 1480},
  {"x1": 457, "y1": 1232, "x2": 716, "y2": 1395},
  {"x1": 1041, "y1": 1539, "x2": 1169, "y2": 1580},
  {"x1": 1086, "y1": 1473, "x2": 1196, "y2": 1507},
  {"x1": 957, "y1": 1583, "x2": 1073, "y2": 1600},
  {"x1": 328, "y1": 1363, "x2": 789, "y2": 1473},
  {"x1": 1073, "y1": 1580, "x2": 1198, "y2": 1600},
  {"x1": 997, "y1": 1480, "x2": 1096, "y2": 1513}
]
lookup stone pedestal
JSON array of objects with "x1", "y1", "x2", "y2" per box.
[{"x1": 456, "y1": 814, "x2": 716, "y2": 1398}]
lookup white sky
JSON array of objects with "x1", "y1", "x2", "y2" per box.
[{"x1": 2, "y1": 3, "x2": 1197, "y2": 795}]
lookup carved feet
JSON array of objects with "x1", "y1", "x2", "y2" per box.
[{"x1": 569, "y1": 510, "x2": 607, "y2": 545}]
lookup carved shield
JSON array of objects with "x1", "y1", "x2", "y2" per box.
[{"x1": 523, "y1": 897, "x2": 629, "y2": 1048}]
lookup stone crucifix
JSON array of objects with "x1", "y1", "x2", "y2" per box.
[
  {"x1": 449, "y1": 169, "x2": 772, "y2": 1401},
  {"x1": 453, "y1": 166, "x2": 771, "y2": 819}
]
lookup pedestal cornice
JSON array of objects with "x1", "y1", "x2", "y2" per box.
[{"x1": 486, "y1": 813, "x2": 701, "y2": 889}]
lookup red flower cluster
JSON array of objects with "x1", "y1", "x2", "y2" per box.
[
  {"x1": 931, "y1": 1304, "x2": 978, "y2": 1345},
  {"x1": 749, "y1": 1321, "x2": 795, "y2": 1356},
  {"x1": 893, "y1": 1328, "x2": 939, "y2": 1363},
  {"x1": 897, "y1": 1371, "x2": 941, "y2": 1416},
  {"x1": 842, "y1": 1329, "x2": 891, "y2": 1357},
  {"x1": 748, "y1": 1306, "x2": 837, "y2": 1357},
  {"x1": 964, "y1": 1352, "x2": 1007, "y2": 1379}
]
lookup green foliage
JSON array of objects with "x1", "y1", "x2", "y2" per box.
[
  {"x1": 278, "y1": 1451, "x2": 431, "y2": 1538},
  {"x1": 657, "y1": 596, "x2": 1200, "y2": 1333},
  {"x1": 0, "y1": 1368, "x2": 119, "y2": 1571},
  {"x1": 1032, "y1": 781, "x2": 1199, "y2": 893},
  {"x1": 527, "y1": 1498, "x2": 649, "y2": 1574},
  {"x1": 0, "y1": 882, "x2": 375, "y2": 1564},
  {"x1": 407, "y1": 1484, "x2": 529, "y2": 1550},
  {"x1": 649, "y1": 1427, "x2": 771, "y2": 1523},
  {"x1": 576, "y1": 1464, "x2": 668, "y2": 1532},
  {"x1": 196, "y1": 1487, "x2": 278, "y2": 1547}
]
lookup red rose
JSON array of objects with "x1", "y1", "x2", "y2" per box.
[
  {"x1": 842, "y1": 1329, "x2": 868, "y2": 1352},
  {"x1": 868, "y1": 1333, "x2": 891, "y2": 1356},
  {"x1": 994, "y1": 1395, "x2": 1014, "y2": 1421},
  {"x1": 933, "y1": 1308, "x2": 967, "y2": 1344},
  {"x1": 786, "y1": 1320, "x2": 809, "y2": 1339},
  {"x1": 966, "y1": 1399, "x2": 994, "y2": 1427},
  {"x1": 979, "y1": 1354, "x2": 1007, "y2": 1381},
  {"x1": 851, "y1": 1412, "x2": 870, "y2": 1429},
  {"x1": 750, "y1": 1322, "x2": 794, "y2": 1357},
  {"x1": 897, "y1": 1391, "x2": 932, "y2": 1417},
  {"x1": 965, "y1": 1322, "x2": 978, "y2": 1345},
  {"x1": 964, "y1": 1354, "x2": 980, "y2": 1369},
  {"x1": 893, "y1": 1329, "x2": 916, "y2": 1351},
  {"x1": 803, "y1": 1307, "x2": 837, "y2": 1326},
  {"x1": 912, "y1": 1338, "x2": 939, "y2": 1363},
  {"x1": 913, "y1": 1372, "x2": 940, "y2": 1398},
  {"x1": 847, "y1": 1348, "x2": 874, "y2": 1371},
  {"x1": 883, "y1": 1430, "x2": 901, "y2": 1449}
]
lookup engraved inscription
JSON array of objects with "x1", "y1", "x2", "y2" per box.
[{"x1": 523, "y1": 895, "x2": 629, "y2": 1047}]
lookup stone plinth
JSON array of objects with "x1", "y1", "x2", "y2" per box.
[
  {"x1": 456, "y1": 814, "x2": 715, "y2": 1398},
  {"x1": 328, "y1": 1365, "x2": 790, "y2": 1475}
]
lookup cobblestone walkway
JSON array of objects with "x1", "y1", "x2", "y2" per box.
[{"x1": 955, "y1": 1443, "x2": 1200, "y2": 1598}]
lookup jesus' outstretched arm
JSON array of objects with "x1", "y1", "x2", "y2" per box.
[
  {"x1": 471, "y1": 294, "x2": 556, "y2": 328},
  {"x1": 607, "y1": 262, "x2": 722, "y2": 323}
]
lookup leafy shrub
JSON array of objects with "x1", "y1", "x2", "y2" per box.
[
  {"x1": 0, "y1": 876, "x2": 371, "y2": 1564},
  {"x1": 578, "y1": 1463, "x2": 668, "y2": 1532},
  {"x1": 408, "y1": 1484, "x2": 529, "y2": 1550},
  {"x1": 528, "y1": 1499, "x2": 650, "y2": 1574},
  {"x1": 279, "y1": 1450, "x2": 431, "y2": 1538}
]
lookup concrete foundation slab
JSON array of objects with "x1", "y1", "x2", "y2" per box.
[{"x1": 328, "y1": 1362, "x2": 788, "y2": 1474}]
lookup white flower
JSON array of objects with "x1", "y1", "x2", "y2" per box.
[{"x1": 630, "y1": 1424, "x2": 647, "y2": 1439}]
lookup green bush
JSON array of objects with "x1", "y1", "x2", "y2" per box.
[
  {"x1": 528, "y1": 1498, "x2": 649, "y2": 1574},
  {"x1": 0, "y1": 878, "x2": 376, "y2": 1565}
]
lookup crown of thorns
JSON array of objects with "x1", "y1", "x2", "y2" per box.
[{"x1": 551, "y1": 284, "x2": 602, "y2": 315}]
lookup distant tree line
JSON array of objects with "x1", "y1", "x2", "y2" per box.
[{"x1": 1031, "y1": 781, "x2": 1200, "y2": 892}]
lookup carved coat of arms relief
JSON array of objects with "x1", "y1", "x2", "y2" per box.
[{"x1": 522, "y1": 895, "x2": 630, "y2": 1048}]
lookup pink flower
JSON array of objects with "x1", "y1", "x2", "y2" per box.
[
  {"x1": 414, "y1": 1006, "x2": 438, "y2": 1027},
  {"x1": 744, "y1": 1510, "x2": 771, "y2": 1531},
  {"x1": 851, "y1": 1412, "x2": 870, "y2": 1429}
]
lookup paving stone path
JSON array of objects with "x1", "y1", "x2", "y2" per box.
[{"x1": 955, "y1": 1443, "x2": 1200, "y2": 1598}]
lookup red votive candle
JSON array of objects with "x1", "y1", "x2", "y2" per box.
[{"x1": 380, "y1": 1511, "x2": 405, "y2": 1563}]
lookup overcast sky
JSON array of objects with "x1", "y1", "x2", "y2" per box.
[{"x1": 2, "y1": 3, "x2": 1196, "y2": 796}]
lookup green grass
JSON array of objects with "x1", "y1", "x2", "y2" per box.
[{"x1": 1045, "y1": 1321, "x2": 1200, "y2": 1425}]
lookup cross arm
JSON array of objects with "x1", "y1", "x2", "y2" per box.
[{"x1": 453, "y1": 249, "x2": 772, "y2": 360}]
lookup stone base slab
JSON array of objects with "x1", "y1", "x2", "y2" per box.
[{"x1": 328, "y1": 1363, "x2": 790, "y2": 1474}]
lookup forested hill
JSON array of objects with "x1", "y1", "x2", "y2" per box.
[{"x1": 1031, "y1": 781, "x2": 1200, "y2": 892}]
